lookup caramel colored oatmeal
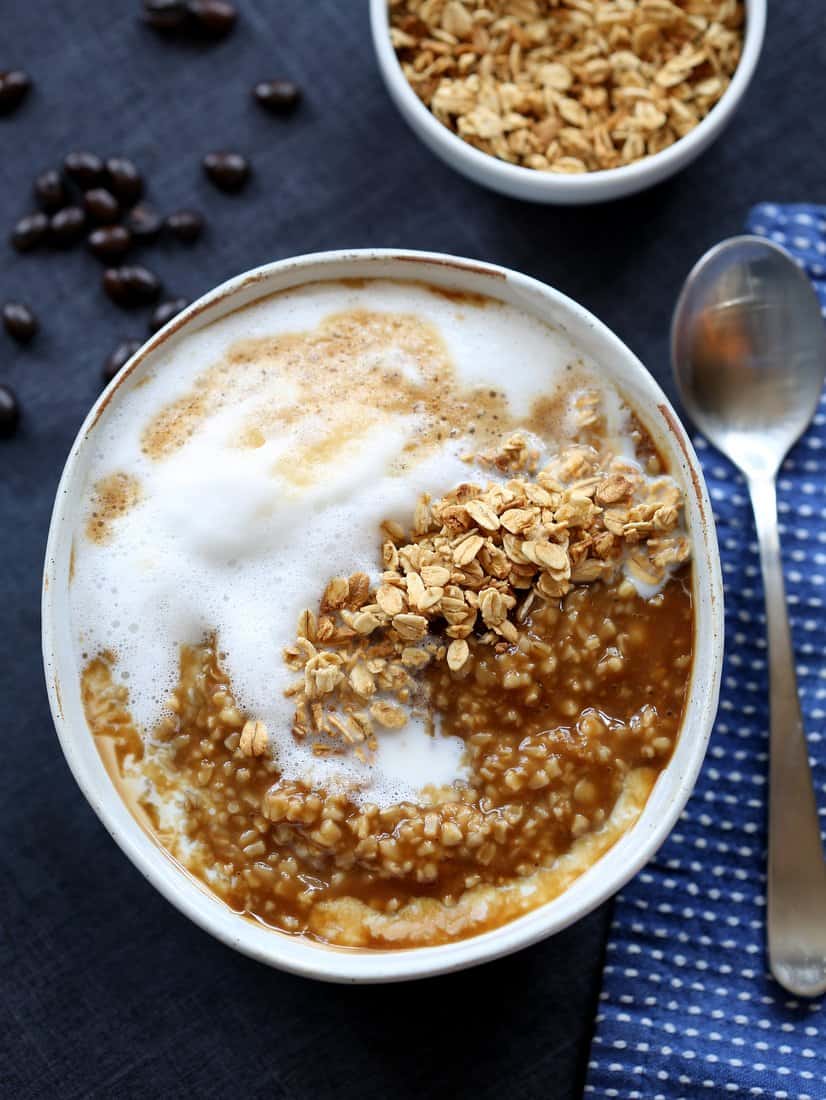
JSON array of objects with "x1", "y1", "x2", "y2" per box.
[
  {"x1": 74, "y1": 280, "x2": 695, "y2": 950},
  {"x1": 83, "y1": 435, "x2": 693, "y2": 949},
  {"x1": 389, "y1": 0, "x2": 745, "y2": 174},
  {"x1": 83, "y1": 559, "x2": 691, "y2": 948}
]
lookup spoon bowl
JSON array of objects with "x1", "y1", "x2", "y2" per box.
[
  {"x1": 672, "y1": 234, "x2": 826, "y2": 999},
  {"x1": 673, "y1": 236, "x2": 826, "y2": 479}
]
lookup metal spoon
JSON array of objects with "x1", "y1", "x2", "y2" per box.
[{"x1": 672, "y1": 235, "x2": 826, "y2": 998}]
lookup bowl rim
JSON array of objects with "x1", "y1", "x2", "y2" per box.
[
  {"x1": 42, "y1": 248, "x2": 724, "y2": 983},
  {"x1": 369, "y1": 0, "x2": 767, "y2": 201}
]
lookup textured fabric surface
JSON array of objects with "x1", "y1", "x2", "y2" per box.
[
  {"x1": 587, "y1": 211, "x2": 826, "y2": 1099},
  {"x1": 1, "y1": 2, "x2": 824, "y2": 1098}
]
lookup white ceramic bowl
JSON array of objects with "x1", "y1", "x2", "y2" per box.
[
  {"x1": 43, "y1": 249, "x2": 723, "y2": 982},
  {"x1": 370, "y1": 0, "x2": 765, "y2": 204}
]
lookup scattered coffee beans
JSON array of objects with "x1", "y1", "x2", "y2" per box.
[
  {"x1": 0, "y1": 383, "x2": 20, "y2": 437},
  {"x1": 84, "y1": 188, "x2": 121, "y2": 225},
  {"x1": 63, "y1": 150, "x2": 105, "y2": 190},
  {"x1": 2, "y1": 302, "x2": 38, "y2": 343},
  {"x1": 149, "y1": 297, "x2": 189, "y2": 333},
  {"x1": 203, "y1": 150, "x2": 249, "y2": 192},
  {"x1": 11, "y1": 212, "x2": 49, "y2": 252},
  {"x1": 165, "y1": 208, "x2": 203, "y2": 242},
  {"x1": 105, "y1": 157, "x2": 144, "y2": 205},
  {"x1": 103, "y1": 265, "x2": 162, "y2": 307},
  {"x1": 88, "y1": 225, "x2": 132, "y2": 260},
  {"x1": 0, "y1": 70, "x2": 31, "y2": 116},
  {"x1": 126, "y1": 202, "x2": 163, "y2": 242},
  {"x1": 103, "y1": 338, "x2": 143, "y2": 385},
  {"x1": 7, "y1": 133, "x2": 250, "y2": 388},
  {"x1": 50, "y1": 205, "x2": 86, "y2": 247},
  {"x1": 254, "y1": 79, "x2": 301, "y2": 114},
  {"x1": 34, "y1": 169, "x2": 68, "y2": 213}
]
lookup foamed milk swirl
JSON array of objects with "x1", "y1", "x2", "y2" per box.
[{"x1": 71, "y1": 279, "x2": 645, "y2": 808}]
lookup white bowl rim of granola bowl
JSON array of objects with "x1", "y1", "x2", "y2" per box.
[
  {"x1": 43, "y1": 248, "x2": 723, "y2": 983},
  {"x1": 369, "y1": 0, "x2": 766, "y2": 205}
]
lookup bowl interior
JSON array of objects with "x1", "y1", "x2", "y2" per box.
[{"x1": 43, "y1": 249, "x2": 723, "y2": 982}]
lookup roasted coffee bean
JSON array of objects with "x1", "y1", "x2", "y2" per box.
[
  {"x1": 11, "y1": 212, "x2": 49, "y2": 252},
  {"x1": 254, "y1": 79, "x2": 301, "y2": 114},
  {"x1": 0, "y1": 70, "x2": 31, "y2": 116},
  {"x1": 34, "y1": 168, "x2": 68, "y2": 213},
  {"x1": 50, "y1": 205, "x2": 86, "y2": 246},
  {"x1": 105, "y1": 157, "x2": 143, "y2": 205},
  {"x1": 142, "y1": 0, "x2": 189, "y2": 31},
  {"x1": 2, "y1": 302, "x2": 38, "y2": 343},
  {"x1": 102, "y1": 338, "x2": 143, "y2": 385},
  {"x1": 84, "y1": 187, "x2": 120, "y2": 225},
  {"x1": 126, "y1": 202, "x2": 163, "y2": 242},
  {"x1": 0, "y1": 383, "x2": 20, "y2": 438},
  {"x1": 88, "y1": 224, "x2": 131, "y2": 260},
  {"x1": 63, "y1": 150, "x2": 105, "y2": 190},
  {"x1": 203, "y1": 150, "x2": 249, "y2": 192},
  {"x1": 103, "y1": 265, "x2": 162, "y2": 307},
  {"x1": 165, "y1": 208, "x2": 203, "y2": 242},
  {"x1": 149, "y1": 297, "x2": 189, "y2": 333},
  {"x1": 186, "y1": 0, "x2": 237, "y2": 37}
]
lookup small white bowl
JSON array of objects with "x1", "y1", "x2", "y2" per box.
[
  {"x1": 43, "y1": 249, "x2": 723, "y2": 983},
  {"x1": 370, "y1": 0, "x2": 765, "y2": 204}
]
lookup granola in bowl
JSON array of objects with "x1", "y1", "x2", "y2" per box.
[{"x1": 387, "y1": 0, "x2": 745, "y2": 175}]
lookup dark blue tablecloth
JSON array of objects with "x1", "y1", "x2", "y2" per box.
[{"x1": 1, "y1": 3, "x2": 824, "y2": 1097}]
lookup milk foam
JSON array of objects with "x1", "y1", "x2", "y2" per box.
[{"x1": 70, "y1": 279, "x2": 652, "y2": 808}]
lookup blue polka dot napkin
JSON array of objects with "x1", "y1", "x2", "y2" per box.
[{"x1": 586, "y1": 205, "x2": 826, "y2": 1100}]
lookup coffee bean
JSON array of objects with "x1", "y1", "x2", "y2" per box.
[
  {"x1": 2, "y1": 302, "x2": 38, "y2": 343},
  {"x1": 34, "y1": 168, "x2": 68, "y2": 213},
  {"x1": 0, "y1": 383, "x2": 20, "y2": 438},
  {"x1": 254, "y1": 79, "x2": 301, "y2": 115},
  {"x1": 11, "y1": 212, "x2": 49, "y2": 252},
  {"x1": 50, "y1": 205, "x2": 86, "y2": 247},
  {"x1": 126, "y1": 202, "x2": 163, "y2": 242},
  {"x1": 103, "y1": 338, "x2": 143, "y2": 385},
  {"x1": 105, "y1": 157, "x2": 143, "y2": 205},
  {"x1": 84, "y1": 187, "x2": 120, "y2": 225},
  {"x1": 144, "y1": 0, "x2": 236, "y2": 37},
  {"x1": 88, "y1": 224, "x2": 132, "y2": 260},
  {"x1": 149, "y1": 297, "x2": 189, "y2": 333},
  {"x1": 165, "y1": 208, "x2": 204, "y2": 243},
  {"x1": 63, "y1": 150, "x2": 105, "y2": 190},
  {"x1": 203, "y1": 150, "x2": 249, "y2": 192},
  {"x1": 103, "y1": 265, "x2": 162, "y2": 307},
  {"x1": 142, "y1": 0, "x2": 189, "y2": 31},
  {"x1": 186, "y1": 0, "x2": 237, "y2": 37},
  {"x1": 0, "y1": 70, "x2": 31, "y2": 116}
]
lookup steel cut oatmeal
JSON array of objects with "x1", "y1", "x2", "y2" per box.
[{"x1": 72, "y1": 278, "x2": 694, "y2": 949}]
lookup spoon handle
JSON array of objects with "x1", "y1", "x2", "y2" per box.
[{"x1": 748, "y1": 474, "x2": 826, "y2": 997}]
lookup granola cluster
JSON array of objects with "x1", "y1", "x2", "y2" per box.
[
  {"x1": 280, "y1": 435, "x2": 689, "y2": 754},
  {"x1": 389, "y1": 0, "x2": 745, "y2": 173}
]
